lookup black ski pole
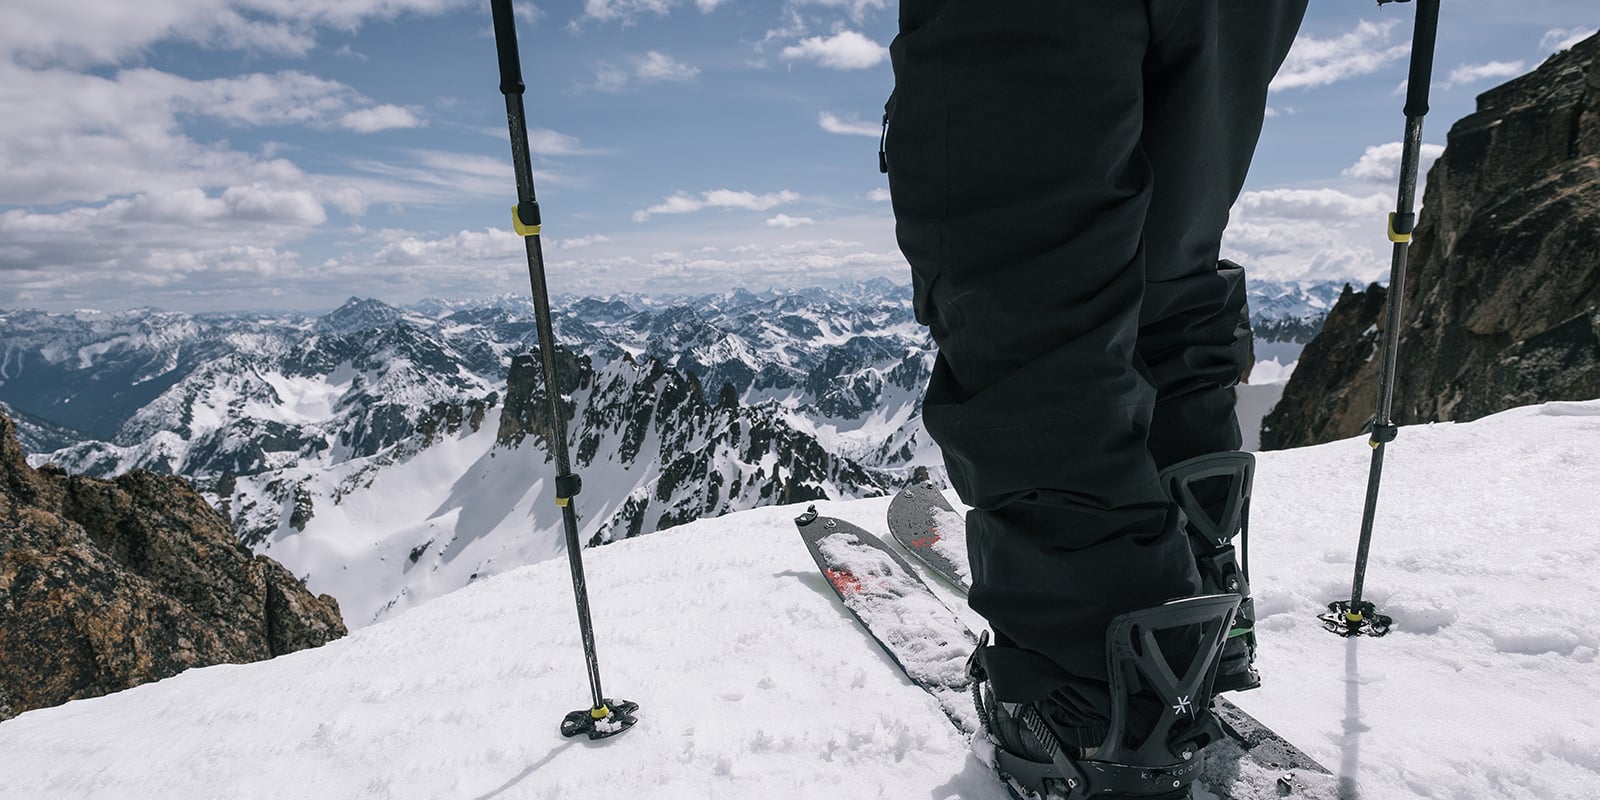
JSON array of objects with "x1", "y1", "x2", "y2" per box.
[
  {"x1": 1320, "y1": 0, "x2": 1441, "y2": 639},
  {"x1": 489, "y1": 0, "x2": 638, "y2": 738}
]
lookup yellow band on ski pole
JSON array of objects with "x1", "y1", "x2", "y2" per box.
[
  {"x1": 1387, "y1": 212, "x2": 1412, "y2": 243},
  {"x1": 513, "y1": 205, "x2": 542, "y2": 237}
]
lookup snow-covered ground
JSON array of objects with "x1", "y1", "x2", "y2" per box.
[{"x1": 3, "y1": 400, "x2": 1598, "y2": 799}]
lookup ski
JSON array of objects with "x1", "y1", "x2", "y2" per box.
[
  {"x1": 885, "y1": 470, "x2": 970, "y2": 591},
  {"x1": 794, "y1": 508, "x2": 980, "y2": 734},
  {"x1": 883, "y1": 481, "x2": 1336, "y2": 797}
]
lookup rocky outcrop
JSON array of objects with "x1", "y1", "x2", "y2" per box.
[
  {"x1": 1260, "y1": 284, "x2": 1387, "y2": 450},
  {"x1": 497, "y1": 349, "x2": 890, "y2": 544},
  {"x1": 1263, "y1": 33, "x2": 1600, "y2": 449},
  {"x1": 0, "y1": 409, "x2": 346, "y2": 722}
]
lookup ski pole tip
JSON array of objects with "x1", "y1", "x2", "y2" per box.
[{"x1": 561, "y1": 698, "x2": 640, "y2": 740}]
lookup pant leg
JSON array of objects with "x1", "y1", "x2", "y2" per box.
[
  {"x1": 887, "y1": 0, "x2": 1306, "y2": 733},
  {"x1": 1139, "y1": 0, "x2": 1308, "y2": 469},
  {"x1": 886, "y1": 0, "x2": 1199, "y2": 717}
]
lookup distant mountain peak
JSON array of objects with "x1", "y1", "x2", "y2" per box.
[{"x1": 316, "y1": 297, "x2": 403, "y2": 335}]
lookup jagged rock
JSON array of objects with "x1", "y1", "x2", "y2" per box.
[
  {"x1": 1261, "y1": 284, "x2": 1386, "y2": 450},
  {"x1": 0, "y1": 409, "x2": 345, "y2": 722},
  {"x1": 491, "y1": 344, "x2": 890, "y2": 545},
  {"x1": 1263, "y1": 34, "x2": 1600, "y2": 448},
  {"x1": 496, "y1": 349, "x2": 589, "y2": 450}
]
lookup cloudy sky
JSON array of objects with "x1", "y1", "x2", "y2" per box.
[{"x1": 1, "y1": 0, "x2": 1595, "y2": 312}]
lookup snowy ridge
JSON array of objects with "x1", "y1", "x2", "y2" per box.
[
  {"x1": 2, "y1": 280, "x2": 1326, "y2": 628},
  {"x1": 1, "y1": 401, "x2": 1596, "y2": 799},
  {"x1": 3, "y1": 278, "x2": 1326, "y2": 481},
  {"x1": 233, "y1": 349, "x2": 893, "y2": 627}
]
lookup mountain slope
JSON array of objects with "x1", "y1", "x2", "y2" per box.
[
  {"x1": 2, "y1": 281, "x2": 1334, "y2": 628},
  {"x1": 2, "y1": 400, "x2": 1596, "y2": 799}
]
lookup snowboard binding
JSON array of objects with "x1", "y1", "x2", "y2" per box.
[
  {"x1": 1161, "y1": 451, "x2": 1259, "y2": 693},
  {"x1": 970, "y1": 594, "x2": 1241, "y2": 800}
]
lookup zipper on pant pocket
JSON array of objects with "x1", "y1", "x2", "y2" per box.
[{"x1": 879, "y1": 91, "x2": 895, "y2": 174}]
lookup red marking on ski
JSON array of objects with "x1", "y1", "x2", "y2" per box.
[
  {"x1": 910, "y1": 528, "x2": 940, "y2": 549},
  {"x1": 825, "y1": 568, "x2": 862, "y2": 596}
]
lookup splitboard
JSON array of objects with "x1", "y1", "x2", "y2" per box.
[
  {"x1": 795, "y1": 509, "x2": 980, "y2": 734},
  {"x1": 885, "y1": 476, "x2": 970, "y2": 590},
  {"x1": 799, "y1": 501, "x2": 1337, "y2": 799}
]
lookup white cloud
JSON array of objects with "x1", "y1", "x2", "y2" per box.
[
  {"x1": 1342, "y1": 142, "x2": 1447, "y2": 183},
  {"x1": 634, "y1": 189, "x2": 801, "y2": 221},
  {"x1": 786, "y1": 0, "x2": 888, "y2": 24},
  {"x1": 766, "y1": 214, "x2": 815, "y2": 228},
  {"x1": 543, "y1": 235, "x2": 907, "y2": 296},
  {"x1": 2, "y1": 0, "x2": 472, "y2": 68},
  {"x1": 580, "y1": 0, "x2": 673, "y2": 23},
  {"x1": 592, "y1": 63, "x2": 632, "y2": 92},
  {"x1": 59, "y1": 67, "x2": 425, "y2": 135},
  {"x1": 818, "y1": 111, "x2": 880, "y2": 137},
  {"x1": 1445, "y1": 61, "x2": 1525, "y2": 89},
  {"x1": 635, "y1": 51, "x2": 699, "y2": 82},
  {"x1": 1235, "y1": 188, "x2": 1393, "y2": 220},
  {"x1": 526, "y1": 128, "x2": 590, "y2": 156},
  {"x1": 1542, "y1": 27, "x2": 1597, "y2": 53},
  {"x1": 3, "y1": 184, "x2": 327, "y2": 237},
  {"x1": 352, "y1": 148, "x2": 582, "y2": 200},
  {"x1": 588, "y1": 51, "x2": 699, "y2": 92},
  {"x1": 780, "y1": 31, "x2": 887, "y2": 70},
  {"x1": 551, "y1": 234, "x2": 612, "y2": 249},
  {"x1": 339, "y1": 104, "x2": 423, "y2": 132},
  {"x1": 0, "y1": 182, "x2": 340, "y2": 308},
  {"x1": 0, "y1": 64, "x2": 405, "y2": 206},
  {"x1": 218, "y1": 185, "x2": 330, "y2": 225},
  {"x1": 1223, "y1": 188, "x2": 1398, "y2": 283},
  {"x1": 867, "y1": 188, "x2": 890, "y2": 202},
  {"x1": 514, "y1": 2, "x2": 544, "y2": 24},
  {"x1": 758, "y1": 9, "x2": 809, "y2": 50},
  {"x1": 1272, "y1": 20, "x2": 1410, "y2": 92},
  {"x1": 372, "y1": 227, "x2": 524, "y2": 266}
]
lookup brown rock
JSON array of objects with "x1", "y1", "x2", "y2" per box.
[
  {"x1": 1263, "y1": 33, "x2": 1600, "y2": 448},
  {"x1": 0, "y1": 410, "x2": 346, "y2": 722},
  {"x1": 1260, "y1": 284, "x2": 1386, "y2": 450}
]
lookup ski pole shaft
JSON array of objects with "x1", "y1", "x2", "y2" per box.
[
  {"x1": 489, "y1": 0, "x2": 636, "y2": 737},
  {"x1": 1327, "y1": 0, "x2": 1439, "y2": 637}
]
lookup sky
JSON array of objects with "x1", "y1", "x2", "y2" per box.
[{"x1": 0, "y1": 0, "x2": 1595, "y2": 313}]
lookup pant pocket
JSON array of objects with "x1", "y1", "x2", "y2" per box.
[
  {"x1": 1217, "y1": 259, "x2": 1254, "y2": 384},
  {"x1": 884, "y1": 85, "x2": 948, "y2": 330}
]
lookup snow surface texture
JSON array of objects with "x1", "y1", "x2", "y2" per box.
[
  {"x1": 928, "y1": 507, "x2": 973, "y2": 587},
  {"x1": 6, "y1": 401, "x2": 1597, "y2": 799},
  {"x1": 809, "y1": 523, "x2": 977, "y2": 732}
]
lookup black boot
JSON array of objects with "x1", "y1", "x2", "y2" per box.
[
  {"x1": 969, "y1": 595, "x2": 1240, "y2": 800},
  {"x1": 1161, "y1": 452, "x2": 1260, "y2": 693}
]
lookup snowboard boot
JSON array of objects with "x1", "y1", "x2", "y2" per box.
[
  {"x1": 1161, "y1": 452, "x2": 1259, "y2": 693},
  {"x1": 969, "y1": 594, "x2": 1241, "y2": 800}
]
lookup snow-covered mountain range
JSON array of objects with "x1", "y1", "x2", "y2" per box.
[{"x1": 0, "y1": 278, "x2": 1344, "y2": 625}]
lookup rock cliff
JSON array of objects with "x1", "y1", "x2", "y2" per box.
[
  {"x1": 0, "y1": 410, "x2": 346, "y2": 721},
  {"x1": 1263, "y1": 33, "x2": 1600, "y2": 449}
]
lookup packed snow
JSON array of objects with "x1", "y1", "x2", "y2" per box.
[{"x1": 3, "y1": 400, "x2": 1598, "y2": 799}]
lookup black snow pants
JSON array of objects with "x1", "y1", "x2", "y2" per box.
[{"x1": 885, "y1": 0, "x2": 1307, "y2": 733}]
